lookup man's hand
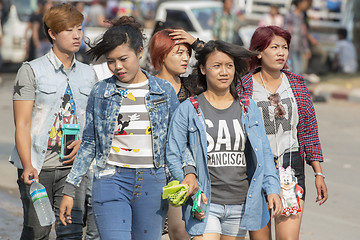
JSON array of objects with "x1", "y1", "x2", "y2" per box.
[
  {"x1": 181, "y1": 173, "x2": 198, "y2": 197},
  {"x1": 268, "y1": 193, "x2": 282, "y2": 217},
  {"x1": 59, "y1": 195, "x2": 74, "y2": 226},
  {"x1": 21, "y1": 166, "x2": 39, "y2": 185},
  {"x1": 62, "y1": 140, "x2": 82, "y2": 165}
]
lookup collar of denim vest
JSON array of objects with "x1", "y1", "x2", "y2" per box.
[
  {"x1": 103, "y1": 69, "x2": 165, "y2": 98},
  {"x1": 46, "y1": 49, "x2": 77, "y2": 72}
]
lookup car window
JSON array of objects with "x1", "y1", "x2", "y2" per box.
[
  {"x1": 191, "y1": 7, "x2": 222, "y2": 31},
  {"x1": 165, "y1": 9, "x2": 195, "y2": 32}
]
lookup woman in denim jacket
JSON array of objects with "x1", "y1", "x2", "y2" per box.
[
  {"x1": 166, "y1": 40, "x2": 282, "y2": 239},
  {"x1": 59, "y1": 16, "x2": 179, "y2": 239}
]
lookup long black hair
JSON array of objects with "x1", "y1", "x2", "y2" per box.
[
  {"x1": 192, "y1": 40, "x2": 258, "y2": 99},
  {"x1": 86, "y1": 16, "x2": 146, "y2": 61}
]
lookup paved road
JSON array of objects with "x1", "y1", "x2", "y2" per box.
[{"x1": 0, "y1": 73, "x2": 359, "y2": 239}]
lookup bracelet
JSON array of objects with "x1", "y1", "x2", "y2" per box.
[
  {"x1": 190, "y1": 38, "x2": 200, "y2": 49},
  {"x1": 314, "y1": 172, "x2": 325, "y2": 179},
  {"x1": 191, "y1": 38, "x2": 204, "y2": 51}
]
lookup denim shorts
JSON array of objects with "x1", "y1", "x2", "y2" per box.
[
  {"x1": 204, "y1": 203, "x2": 247, "y2": 237},
  {"x1": 92, "y1": 167, "x2": 168, "y2": 240}
]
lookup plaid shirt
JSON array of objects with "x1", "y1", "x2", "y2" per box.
[{"x1": 237, "y1": 68, "x2": 323, "y2": 164}]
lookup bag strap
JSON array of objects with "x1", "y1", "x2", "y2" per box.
[
  {"x1": 189, "y1": 95, "x2": 201, "y2": 115},
  {"x1": 238, "y1": 95, "x2": 249, "y2": 113}
]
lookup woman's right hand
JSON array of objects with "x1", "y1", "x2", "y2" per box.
[
  {"x1": 181, "y1": 173, "x2": 199, "y2": 197},
  {"x1": 194, "y1": 193, "x2": 207, "y2": 221},
  {"x1": 169, "y1": 29, "x2": 197, "y2": 46},
  {"x1": 59, "y1": 195, "x2": 74, "y2": 226}
]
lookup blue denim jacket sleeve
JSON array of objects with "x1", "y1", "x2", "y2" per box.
[
  {"x1": 250, "y1": 100, "x2": 280, "y2": 196},
  {"x1": 167, "y1": 87, "x2": 196, "y2": 172},
  {"x1": 66, "y1": 85, "x2": 97, "y2": 187},
  {"x1": 166, "y1": 101, "x2": 196, "y2": 182}
]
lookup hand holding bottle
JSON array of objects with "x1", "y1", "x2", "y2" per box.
[{"x1": 21, "y1": 165, "x2": 39, "y2": 185}]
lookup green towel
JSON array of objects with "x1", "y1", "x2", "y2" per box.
[{"x1": 162, "y1": 180, "x2": 189, "y2": 207}]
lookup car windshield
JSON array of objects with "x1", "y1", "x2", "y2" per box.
[{"x1": 191, "y1": 7, "x2": 222, "y2": 30}]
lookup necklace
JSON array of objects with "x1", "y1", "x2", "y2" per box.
[
  {"x1": 259, "y1": 71, "x2": 268, "y2": 90},
  {"x1": 259, "y1": 71, "x2": 284, "y2": 93}
]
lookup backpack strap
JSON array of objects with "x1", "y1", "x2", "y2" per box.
[
  {"x1": 189, "y1": 95, "x2": 201, "y2": 115},
  {"x1": 239, "y1": 95, "x2": 250, "y2": 113}
]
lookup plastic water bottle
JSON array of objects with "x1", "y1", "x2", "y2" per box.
[{"x1": 30, "y1": 179, "x2": 56, "y2": 226}]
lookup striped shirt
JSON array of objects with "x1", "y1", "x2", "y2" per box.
[{"x1": 108, "y1": 80, "x2": 154, "y2": 168}]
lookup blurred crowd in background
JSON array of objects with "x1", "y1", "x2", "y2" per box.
[{"x1": 0, "y1": 0, "x2": 359, "y2": 78}]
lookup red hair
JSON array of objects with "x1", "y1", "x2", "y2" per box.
[
  {"x1": 248, "y1": 26, "x2": 291, "y2": 71},
  {"x1": 149, "y1": 29, "x2": 191, "y2": 71}
]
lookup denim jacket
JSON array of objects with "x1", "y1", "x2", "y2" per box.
[
  {"x1": 166, "y1": 96, "x2": 280, "y2": 236},
  {"x1": 9, "y1": 51, "x2": 95, "y2": 173},
  {"x1": 66, "y1": 71, "x2": 180, "y2": 187}
]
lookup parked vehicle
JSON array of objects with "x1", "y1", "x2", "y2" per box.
[
  {"x1": 86, "y1": 0, "x2": 223, "y2": 69},
  {"x1": 153, "y1": 0, "x2": 222, "y2": 42},
  {"x1": 240, "y1": 0, "x2": 354, "y2": 52}
]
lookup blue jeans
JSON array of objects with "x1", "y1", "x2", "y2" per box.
[
  {"x1": 17, "y1": 168, "x2": 86, "y2": 240},
  {"x1": 84, "y1": 170, "x2": 100, "y2": 240},
  {"x1": 92, "y1": 167, "x2": 168, "y2": 240}
]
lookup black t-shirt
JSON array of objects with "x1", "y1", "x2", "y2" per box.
[{"x1": 198, "y1": 93, "x2": 249, "y2": 205}]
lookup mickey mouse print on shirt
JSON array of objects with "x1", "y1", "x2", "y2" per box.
[
  {"x1": 48, "y1": 85, "x2": 77, "y2": 154},
  {"x1": 108, "y1": 81, "x2": 154, "y2": 168}
]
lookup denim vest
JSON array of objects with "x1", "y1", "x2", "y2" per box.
[
  {"x1": 166, "y1": 97, "x2": 280, "y2": 235},
  {"x1": 9, "y1": 53, "x2": 95, "y2": 173},
  {"x1": 65, "y1": 71, "x2": 180, "y2": 187}
]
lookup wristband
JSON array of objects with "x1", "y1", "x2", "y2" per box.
[
  {"x1": 190, "y1": 38, "x2": 204, "y2": 51},
  {"x1": 314, "y1": 172, "x2": 325, "y2": 179},
  {"x1": 190, "y1": 38, "x2": 200, "y2": 49}
]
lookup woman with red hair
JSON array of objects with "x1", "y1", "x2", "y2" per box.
[
  {"x1": 149, "y1": 28, "x2": 202, "y2": 240},
  {"x1": 149, "y1": 29, "x2": 198, "y2": 103},
  {"x1": 238, "y1": 25, "x2": 328, "y2": 240}
]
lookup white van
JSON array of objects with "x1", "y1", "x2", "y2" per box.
[{"x1": 154, "y1": 0, "x2": 222, "y2": 42}]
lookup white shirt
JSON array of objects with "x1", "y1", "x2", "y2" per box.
[
  {"x1": 335, "y1": 39, "x2": 358, "y2": 74},
  {"x1": 252, "y1": 74, "x2": 299, "y2": 158}
]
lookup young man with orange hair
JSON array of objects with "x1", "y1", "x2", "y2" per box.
[{"x1": 9, "y1": 3, "x2": 96, "y2": 239}]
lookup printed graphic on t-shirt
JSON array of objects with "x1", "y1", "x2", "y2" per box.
[
  {"x1": 256, "y1": 97, "x2": 293, "y2": 135},
  {"x1": 198, "y1": 93, "x2": 248, "y2": 205},
  {"x1": 252, "y1": 77, "x2": 299, "y2": 157},
  {"x1": 13, "y1": 81, "x2": 25, "y2": 96},
  {"x1": 47, "y1": 85, "x2": 77, "y2": 153},
  {"x1": 206, "y1": 118, "x2": 246, "y2": 167},
  {"x1": 108, "y1": 82, "x2": 154, "y2": 168}
]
